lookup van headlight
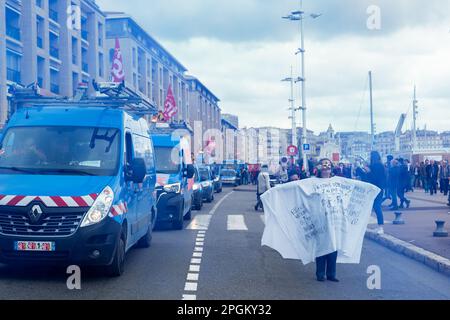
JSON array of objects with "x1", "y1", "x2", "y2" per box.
[
  {"x1": 193, "y1": 183, "x2": 201, "y2": 191},
  {"x1": 201, "y1": 181, "x2": 211, "y2": 188},
  {"x1": 164, "y1": 183, "x2": 181, "y2": 193},
  {"x1": 81, "y1": 186, "x2": 114, "y2": 228}
]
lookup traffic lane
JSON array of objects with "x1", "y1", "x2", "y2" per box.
[
  {"x1": 0, "y1": 189, "x2": 232, "y2": 300},
  {"x1": 197, "y1": 190, "x2": 450, "y2": 300}
]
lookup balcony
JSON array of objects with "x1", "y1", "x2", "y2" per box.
[
  {"x1": 49, "y1": 9, "x2": 58, "y2": 23},
  {"x1": 50, "y1": 84, "x2": 60, "y2": 94},
  {"x1": 81, "y1": 30, "x2": 89, "y2": 41},
  {"x1": 37, "y1": 36, "x2": 43, "y2": 49},
  {"x1": 6, "y1": 26, "x2": 21, "y2": 41},
  {"x1": 7, "y1": 68, "x2": 21, "y2": 83},
  {"x1": 50, "y1": 47, "x2": 59, "y2": 59}
]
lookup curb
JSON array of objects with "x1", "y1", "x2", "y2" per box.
[{"x1": 365, "y1": 229, "x2": 450, "y2": 277}]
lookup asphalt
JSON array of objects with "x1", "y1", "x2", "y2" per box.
[{"x1": 0, "y1": 187, "x2": 448, "y2": 300}]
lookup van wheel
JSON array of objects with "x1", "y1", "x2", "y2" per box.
[
  {"x1": 137, "y1": 224, "x2": 152, "y2": 248},
  {"x1": 173, "y1": 204, "x2": 184, "y2": 230},
  {"x1": 107, "y1": 236, "x2": 125, "y2": 277}
]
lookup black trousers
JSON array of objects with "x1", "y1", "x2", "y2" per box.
[
  {"x1": 428, "y1": 178, "x2": 437, "y2": 195},
  {"x1": 316, "y1": 251, "x2": 338, "y2": 279}
]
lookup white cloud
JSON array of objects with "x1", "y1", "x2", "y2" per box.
[{"x1": 96, "y1": 0, "x2": 450, "y2": 134}]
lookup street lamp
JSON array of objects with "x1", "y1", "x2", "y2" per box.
[
  {"x1": 283, "y1": 1, "x2": 322, "y2": 176},
  {"x1": 281, "y1": 67, "x2": 297, "y2": 149}
]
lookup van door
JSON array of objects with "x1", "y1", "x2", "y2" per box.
[
  {"x1": 125, "y1": 132, "x2": 138, "y2": 245},
  {"x1": 133, "y1": 134, "x2": 155, "y2": 237}
]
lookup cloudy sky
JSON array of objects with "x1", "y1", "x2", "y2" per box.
[{"x1": 97, "y1": 0, "x2": 450, "y2": 134}]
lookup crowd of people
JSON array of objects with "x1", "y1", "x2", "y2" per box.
[{"x1": 256, "y1": 154, "x2": 450, "y2": 232}]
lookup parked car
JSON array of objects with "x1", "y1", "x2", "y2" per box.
[
  {"x1": 210, "y1": 166, "x2": 223, "y2": 193},
  {"x1": 191, "y1": 165, "x2": 203, "y2": 211},
  {"x1": 198, "y1": 166, "x2": 215, "y2": 203},
  {"x1": 221, "y1": 169, "x2": 239, "y2": 187}
]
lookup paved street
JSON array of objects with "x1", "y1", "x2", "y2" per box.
[{"x1": 0, "y1": 187, "x2": 449, "y2": 300}]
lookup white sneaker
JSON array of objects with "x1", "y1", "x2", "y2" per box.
[{"x1": 376, "y1": 227, "x2": 384, "y2": 235}]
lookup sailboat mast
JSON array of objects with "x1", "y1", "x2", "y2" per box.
[{"x1": 369, "y1": 71, "x2": 375, "y2": 149}]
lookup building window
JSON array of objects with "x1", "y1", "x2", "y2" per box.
[
  {"x1": 98, "y1": 52, "x2": 104, "y2": 78},
  {"x1": 50, "y1": 69, "x2": 60, "y2": 94},
  {"x1": 98, "y1": 23, "x2": 104, "y2": 47},
  {"x1": 6, "y1": 7, "x2": 21, "y2": 41},
  {"x1": 6, "y1": 50, "x2": 21, "y2": 83},
  {"x1": 132, "y1": 48, "x2": 136, "y2": 68},
  {"x1": 133, "y1": 73, "x2": 137, "y2": 88}
]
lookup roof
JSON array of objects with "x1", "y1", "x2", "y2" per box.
[
  {"x1": 7, "y1": 106, "x2": 127, "y2": 129},
  {"x1": 105, "y1": 12, "x2": 188, "y2": 73},
  {"x1": 184, "y1": 75, "x2": 220, "y2": 103},
  {"x1": 221, "y1": 118, "x2": 238, "y2": 131}
]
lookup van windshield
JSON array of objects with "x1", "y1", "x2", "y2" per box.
[
  {"x1": 155, "y1": 146, "x2": 180, "y2": 174},
  {"x1": 0, "y1": 126, "x2": 120, "y2": 176},
  {"x1": 198, "y1": 168, "x2": 210, "y2": 181}
]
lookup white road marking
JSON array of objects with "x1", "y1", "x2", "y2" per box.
[
  {"x1": 227, "y1": 215, "x2": 248, "y2": 231},
  {"x1": 184, "y1": 282, "x2": 198, "y2": 292},
  {"x1": 189, "y1": 265, "x2": 200, "y2": 272},
  {"x1": 181, "y1": 191, "x2": 234, "y2": 301},
  {"x1": 187, "y1": 273, "x2": 199, "y2": 281},
  {"x1": 187, "y1": 215, "x2": 212, "y2": 230}
]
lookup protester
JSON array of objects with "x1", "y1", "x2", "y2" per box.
[
  {"x1": 314, "y1": 159, "x2": 339, "y2": 282},
  {"x1": 255, "y1": 165, "x2": 271, "y2": 211},
  {"x1": 420, "y1": 161, "x2": 428, "y2": 192},
  {"x1": 439, "y1": 160, "x2": 449, "y2": 196},
  {"x1": 366, "y1": 151, "x2": 386, "y2": 235},
  {"x1": 383, "y1": 155, "x2": 394, "y2": 203},
  {"x1": 397, "y1": 158, "x2": 411, "y2": 209},
  {"x1": 388, "y1": 159, "x2": 400, "y2": 210},
  {"x1": 426, "y1": 160, "x2": 439, "y2": 195}
]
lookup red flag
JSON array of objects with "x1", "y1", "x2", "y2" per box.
[
  {"x1": 204, "y1": 138, "x2": 216, "y2": 155},
  {"x1": 163, "y1": 85, "x2": 178, "y2": 121},
  {"x1": 111, "y1": 38, "x2": 125, "y2": 83}
]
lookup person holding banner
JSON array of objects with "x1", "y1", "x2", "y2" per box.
[{"x1": 314, "y1": 159, "x2": 339, "y2": 282}]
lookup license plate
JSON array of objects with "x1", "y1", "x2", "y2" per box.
[{"x1": 14, "y1": 241, "x2": 55, "y2": 252}]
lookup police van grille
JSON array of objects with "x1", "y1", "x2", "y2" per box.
[{"x1": 0, "y1": 212, "x2": 85, "y2": 236}]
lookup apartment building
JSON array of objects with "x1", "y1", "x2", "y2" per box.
[
  {"x1": 0, "y1": 0, "x2": 107, "y2": 125},
  {"x1": 105, "y1": 12, "x2": 190, "y2": 122}
]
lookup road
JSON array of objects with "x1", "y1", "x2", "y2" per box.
[{"x1": 0, "y1": 187, "x2": 449, "y2": 300}]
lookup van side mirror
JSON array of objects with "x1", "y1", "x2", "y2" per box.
[
  {"x1": 184, "y1": 164, "x2": 195, "y2": 179},
  {"x1": 126, "y1": 158, "x2": 147, "y2": 183}
]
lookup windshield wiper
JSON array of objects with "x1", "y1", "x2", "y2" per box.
[{"x1": 0, "y1": 167, "x2": 38, "y2": 174}]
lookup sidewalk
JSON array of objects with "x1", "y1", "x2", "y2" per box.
[{"x1": 367, "y1": 189, "x2": 450, "y2": 276}]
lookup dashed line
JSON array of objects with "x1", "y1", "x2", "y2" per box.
[{"x1": 181, "y1": 191, "x2": 234, "y2": 301}]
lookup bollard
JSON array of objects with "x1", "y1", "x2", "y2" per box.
[
  {"x1": 393, "y1": 212, "x2": 405, "y2": 225},
  {"x1": 433, "y1": 221, "x2": 448, "y2": 238}
]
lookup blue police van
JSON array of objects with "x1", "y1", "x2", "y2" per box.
[
  {"x1": 152, "y1": 125, "x2": 195, "y2": 230},
  {"x1": 0, "y1": 83, "x2": 158, "y2": 276}
]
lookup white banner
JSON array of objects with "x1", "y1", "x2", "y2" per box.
[{"x1": 261, "y1": 177, "x2": 380, "y2": 265}]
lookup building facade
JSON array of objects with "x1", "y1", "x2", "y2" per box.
[
  {"x1": 1, "y1": 0, "x2": 107, "y2": 126},
  {"x1": 105, "y1": 12, "x2": 189, "y2": 119}
]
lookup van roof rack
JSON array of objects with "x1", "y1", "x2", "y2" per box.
[{"x1": 7, "y1": 81, "x2": 158, "y2": 118}]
